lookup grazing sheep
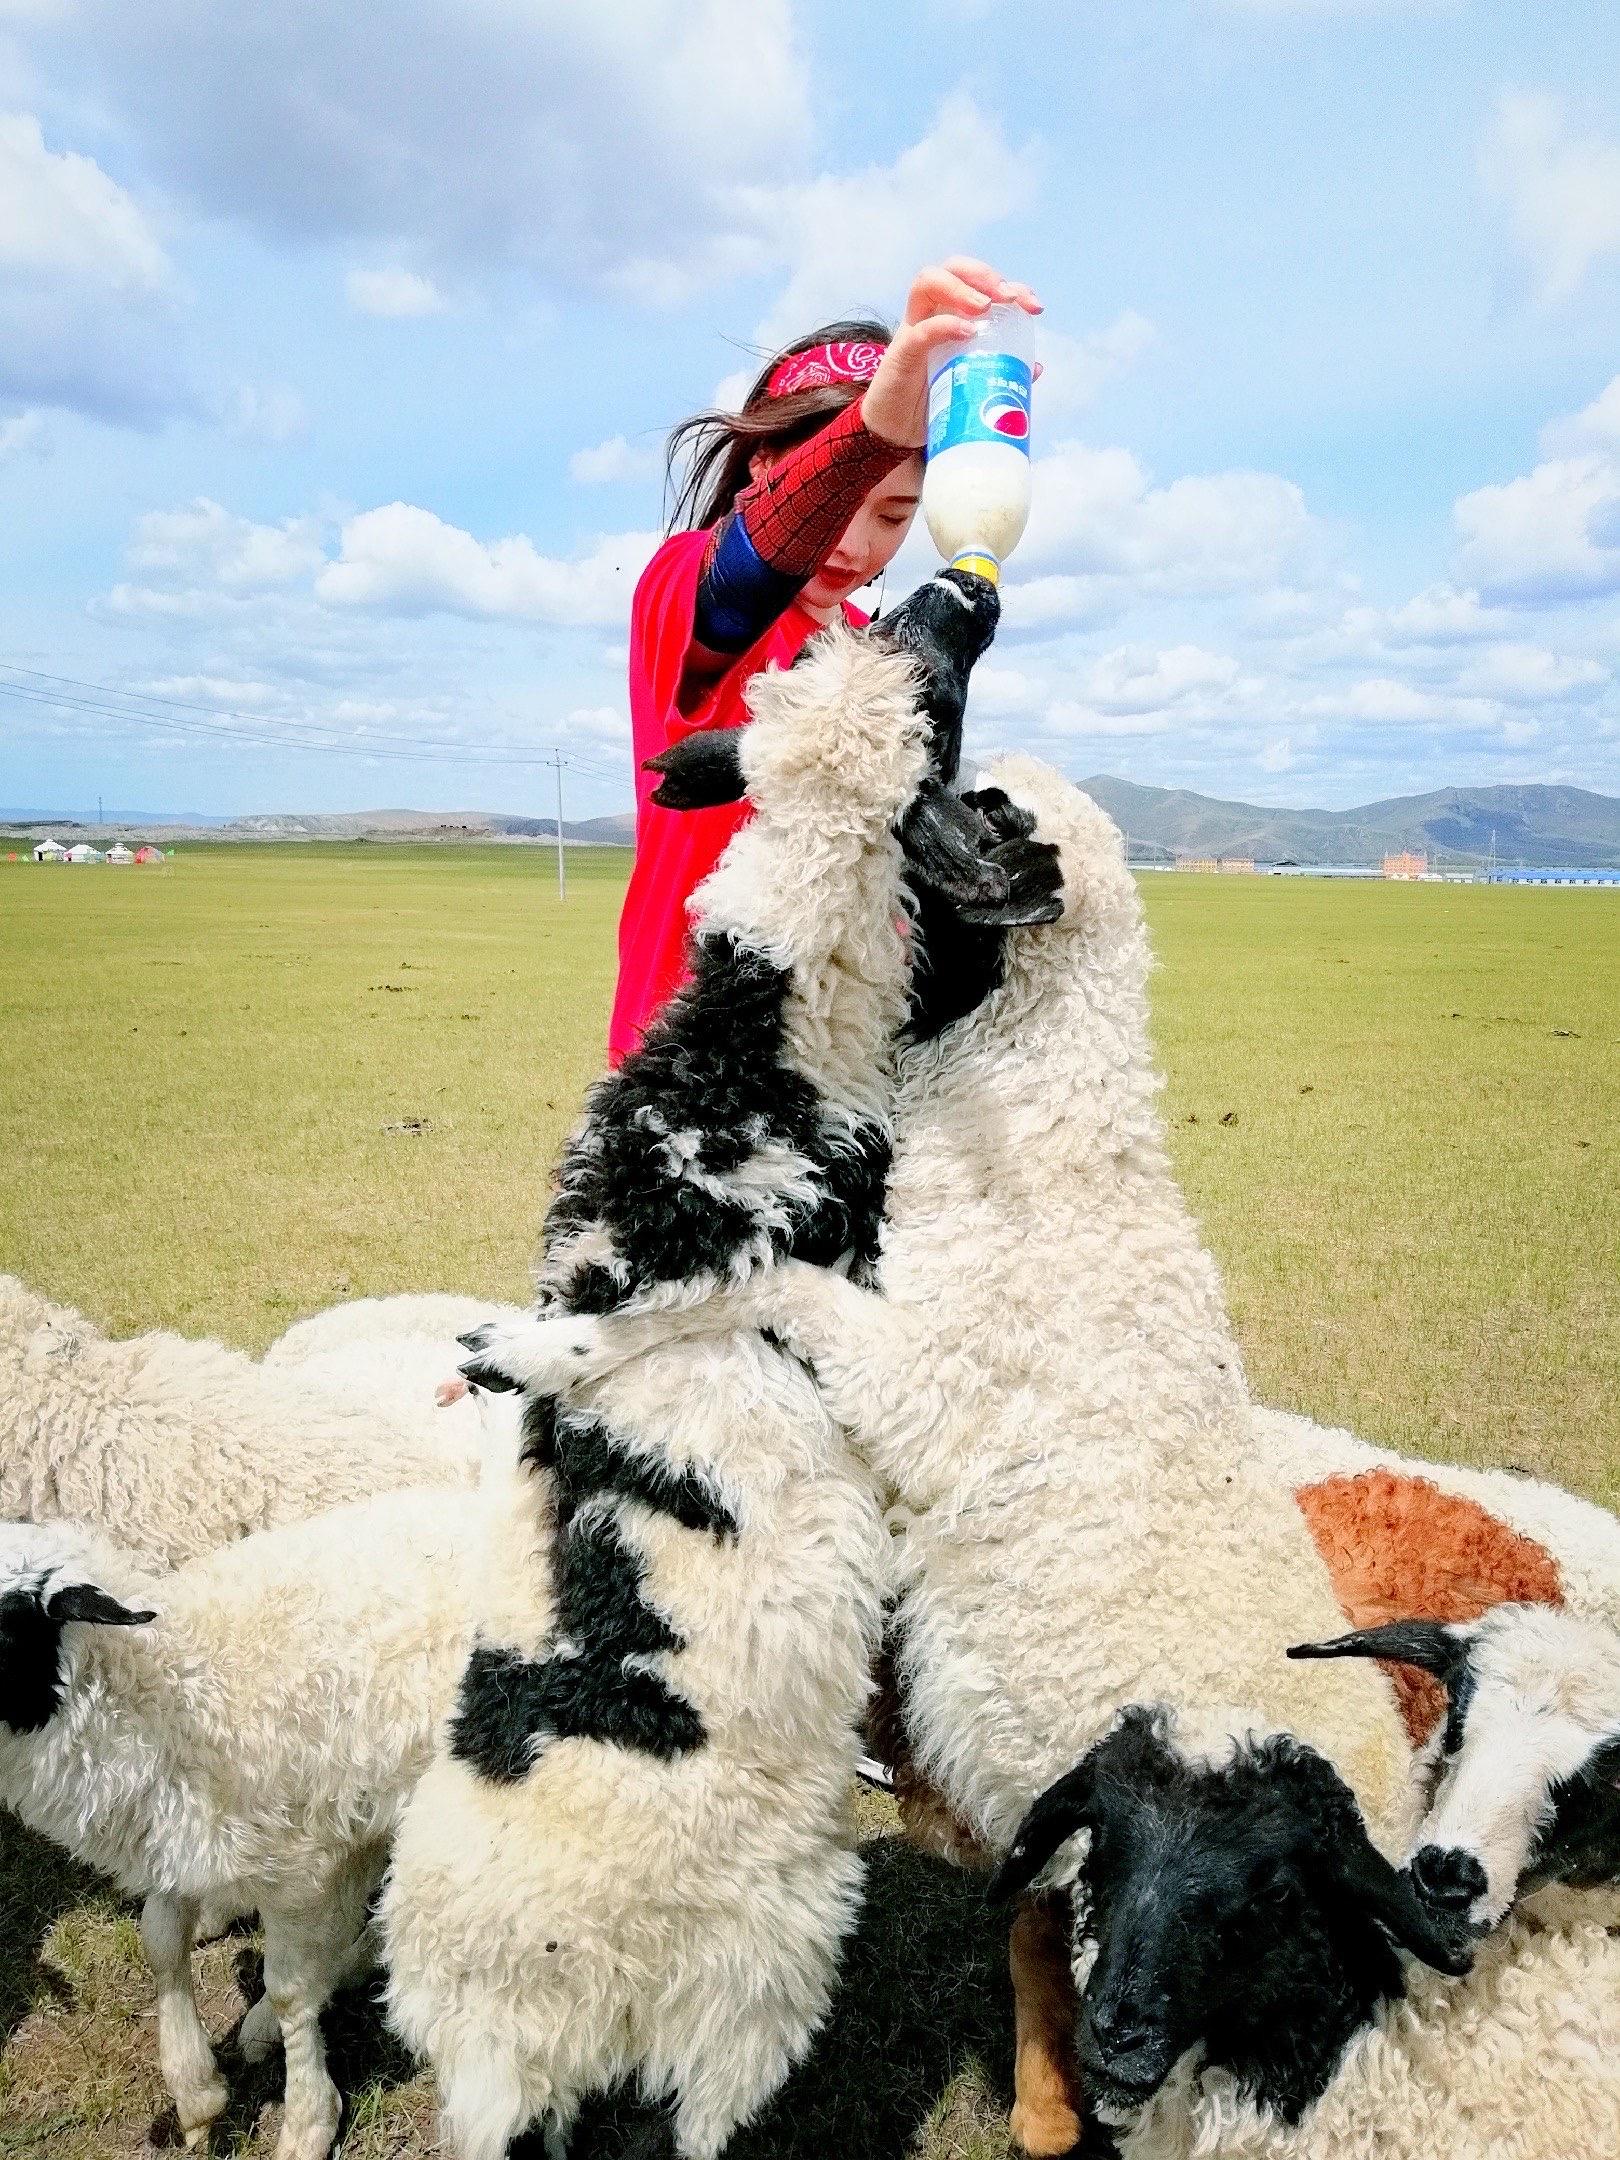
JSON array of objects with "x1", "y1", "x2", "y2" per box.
[
  {"x1": 0, "y1": 1491, "x2": 486, "y2": 2160},
  {"x1": 1292, "y1": 1602, "x2": 1620, "y2": 1939},
  {"x1": 0, "y1": 1274, "x2": 481, "y2": 1569},
  {"x1": 380, "y1": 572, "x2": 1027, "y2": 2160}
]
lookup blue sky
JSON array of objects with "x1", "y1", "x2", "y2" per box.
[{"x1": 4, "y1": 0, "x2": 1620, "y2": 821}]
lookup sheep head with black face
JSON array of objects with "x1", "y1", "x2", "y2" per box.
[
  {"x1": 990, "y1": 1705, "x2": 1472, "y2": 2130},
  {"x1": 645, "y1": 567, "x2": 1061, "y2": 934},
  {"x1": 1291, "y1": 1605, "x2": 1620, "y2": 1940}
]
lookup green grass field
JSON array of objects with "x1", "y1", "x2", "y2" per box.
[{"x1": 1, "y1": 843, "x2": 1616, "y2": 2157}]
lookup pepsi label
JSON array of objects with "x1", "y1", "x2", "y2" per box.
[{"x1": 926, "y1": 351, "x2": 1033, "y2": 460}]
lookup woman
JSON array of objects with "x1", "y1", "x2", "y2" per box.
[{"x1": 608, "y1": 257, "x2": 1042, "y2": 1063}]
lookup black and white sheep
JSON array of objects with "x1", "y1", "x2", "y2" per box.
[
  {"x1": 379, "y1": 572, "x2": 1027, "y2": 2160},
  {"x1": 1293, "y1": 1601, "x2": 1620, "y2": 1940}
]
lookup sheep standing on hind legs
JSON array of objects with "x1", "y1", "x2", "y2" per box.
[
  {"x1": 380, "y1": 572, "x2": 1034, "y2": 2160},
  {"x1": 582, "y1": 760, "x2": 1617, "y2": 2158}
]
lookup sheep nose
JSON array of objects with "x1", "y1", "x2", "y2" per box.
[
  {"x1": 1091, "y1": 1997, "x2": 1157, "y2": 2056},
  {"x1": 1408, "y1": 1844, "x2": 1488, "y2": 1914}
]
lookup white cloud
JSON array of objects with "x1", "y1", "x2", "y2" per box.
[
  {"x1": 1540, "y1": 373, "x2": 1620, "y2": 457},
  {"x1": 1027, "y1": 311, "x2": 1155, "y2": 420},
  {"x1": 1482, "y1": 93, "x2": 1620, "y2": 305},
  {"x1": 1456, "y1": 642, "x2": 1606, "y2": 703},
  {"x1": 35, "y1": 0, "x2": 811, "y2": 302},
  {"x1": 569, "y1": 434, "x2": 664, "y2": 486},
  {"x1": 228, "y1": 382, "x2": 308, "y2": 442},
  {"x1": 1018, "y1": 439, "x2": 1321, "y2": 597},
  {"x1": 564, "y1": 703, "x2": 632, "y2": 748},
  {"x1": 1454, "y1": 451, "x2": 1620, "y2": 604},
  {"x1": 128, "y1": 498, "x2": 328, "y2": 590},
  {"x1": 345, "y1": 268, "x2": 446, "y2": 318},
  {"x1": 1303, "y1": 677, "x2": 1503, "y2": 729},
  {"x1": 0, "y1": 108, "x2": 185, "y2": 420},
  {"x1": 0, "y1": 109, "x2": 166, "y2": 285},
  {"x1": 0, "y1": 406, "x2": 46, "y2": 457},
  {"x1": 316, "y1": 503, "x2": 659, "y2": 626},
  {"x1": 747, "y1": 95, "x2": 1037, "y2": 345},
  {"x1": 1258, "y1": 735, "x2": 1295, "y2": 772},
  {"x1": 1082, "y1": 643, "x2": 1246, "y2": 714}
]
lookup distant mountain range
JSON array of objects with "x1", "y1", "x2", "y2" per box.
[
  {"x1": 7, "y1": 782, "x2": 1619, "y2": 867},
  {"x1": 1078, "y1": 780, "x2": 1620, "y2": 869},
  {"x1": 1, "y1": 806, "x2": 638, "y2": 847}
]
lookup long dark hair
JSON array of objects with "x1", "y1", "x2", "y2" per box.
[{"x1": 664, "y1": 316, "x2": 893, "y2": 535}]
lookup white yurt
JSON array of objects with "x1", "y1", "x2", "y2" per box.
[
  {"x1": 65, "y1": 843, "x2": 103, "y2": 864},
  {"x1": 32, "y1": 838, "x2": 67, "y2": 862},
  {"x1": 106, "y1": 842, "x2": 135, "y2": 864}
]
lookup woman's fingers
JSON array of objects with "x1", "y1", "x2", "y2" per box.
[
  {"x1": 907, "y1": 259, "x2": 1044, "y2": 322},
  {"x1": 905, "y1": 267, "x2": 994, "y2": 325}
]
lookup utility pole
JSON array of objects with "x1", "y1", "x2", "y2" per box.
[
  {"x1": 97, "y1": 793, "x2": 103, "y2": 826},
  {"x1": 553, "y1": 750, "x2": 567, "y2": 902}
]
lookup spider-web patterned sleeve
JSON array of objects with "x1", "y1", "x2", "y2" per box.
[{"x1": 691, "y1": 399, "x2": 911, "y2": 659}]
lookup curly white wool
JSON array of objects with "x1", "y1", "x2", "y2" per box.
[
  {"x1": 0, "y1": 1491, "x2": 485, "y2": 2160},
  {"x1": 0, "y1": 1274, "x2": 482, "y2": 1568}
]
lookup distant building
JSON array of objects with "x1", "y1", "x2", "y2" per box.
[
  {"x1": 1382, "y1": 850, "x2": 1428, "y2": 880},
  {"x1": 1218, "y1": 857, "x2": 1257, "y2": 875},
  {"x1": 106, "y1": 842, "x2": 135, "y2": 864},
  {"x1": 133, "y1": 845, "x2": 164, "y2": 864},
  {"x1": 1178, "y1": 856, "x2": 1220, "y2": 873},
  {"x1": 1484, "y1": 868, "x2": 1620, "y2": 887},
  {"x1": 32, "y1": 838, "x2": 67, "y2": 863},
  {"x1": 64, "y1": 843, "x2": 103, "y2": 864}
]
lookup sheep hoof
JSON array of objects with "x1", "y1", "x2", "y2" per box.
[
  {"x1": 178, "y1": 2073, "x2": 229, "y2": 2146},
  {"x1": 1010, "y1": 2097, "x2": 1082, "y2": 2156},
  {"x1": 273, "y1": 2105, "x2": 340, "y2": 2160}
]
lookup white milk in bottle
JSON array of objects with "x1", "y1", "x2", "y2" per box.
[{"x1": 922, "y1": 304, "x2": 1034, "y2": 584}]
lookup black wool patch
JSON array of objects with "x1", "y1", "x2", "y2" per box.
[
  {"x1": 450, "y1": 1505, "x2": 706, "y2": 1784},
  {"x1": 906, "y1": 872, "x2": 1008, "y2": 1043},
  {"x1": 0, "y1": 1589, "x2": 67, "y2": 1734},
  {"x1": 542, "y1": 934, "x2": 889, "y2": 1309},
  {"x1": 553, "y1": 1408, "x2": 737, "y2": 1541},
  {"x1": 1523, "y1": 1734, "x2": 1620, "y2": 1894}
]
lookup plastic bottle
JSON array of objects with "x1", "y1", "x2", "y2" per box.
[{"x1": 921, "y1": 303, "x2": 1034, "y2": 585}]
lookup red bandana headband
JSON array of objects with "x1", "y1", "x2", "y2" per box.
[{"x1": 766, "y1": 339, "x2": 885, "y2": 399}]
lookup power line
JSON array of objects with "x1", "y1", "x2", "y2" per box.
[{"x1": 0, "y1": 663, "x2": 621, "y2": 779}]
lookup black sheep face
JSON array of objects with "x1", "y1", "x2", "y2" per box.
[
  {"x1": 870, "y1": 566, "x2": 1000, "y2": 789},
  {"x1": 991, "y1": 1707, "x2": 1473, "y2": 2128}
]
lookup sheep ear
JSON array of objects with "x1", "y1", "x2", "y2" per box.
[
  {"x1": 988, "y1": 1757, "x2": 1098, "y2": 1907},
  {"x1": 643, "y1": 730, "x2": 747, "y2": 810},
  {"x1": 1327, "y1": 1814, "x2": 1475, "y2": 1977},
  {"x1": 47, "y1": 1584, "x2": 156, "y2": 1628},
  {"x1": 1288, "y1": 1619, "x2": 1465, "y2": 1686}
]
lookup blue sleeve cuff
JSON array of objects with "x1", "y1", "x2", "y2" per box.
[{"x1": 693, "y1": 514, "x2": 802, "y2": 656}]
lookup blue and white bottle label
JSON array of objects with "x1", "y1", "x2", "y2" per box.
[{"x1": 926, "y1": 351, "x2": 1033, "y2": 460}]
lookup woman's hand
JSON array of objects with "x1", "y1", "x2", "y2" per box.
[{"x1": 861, "y1": 258, "x2": 1042, "y2": 450}]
